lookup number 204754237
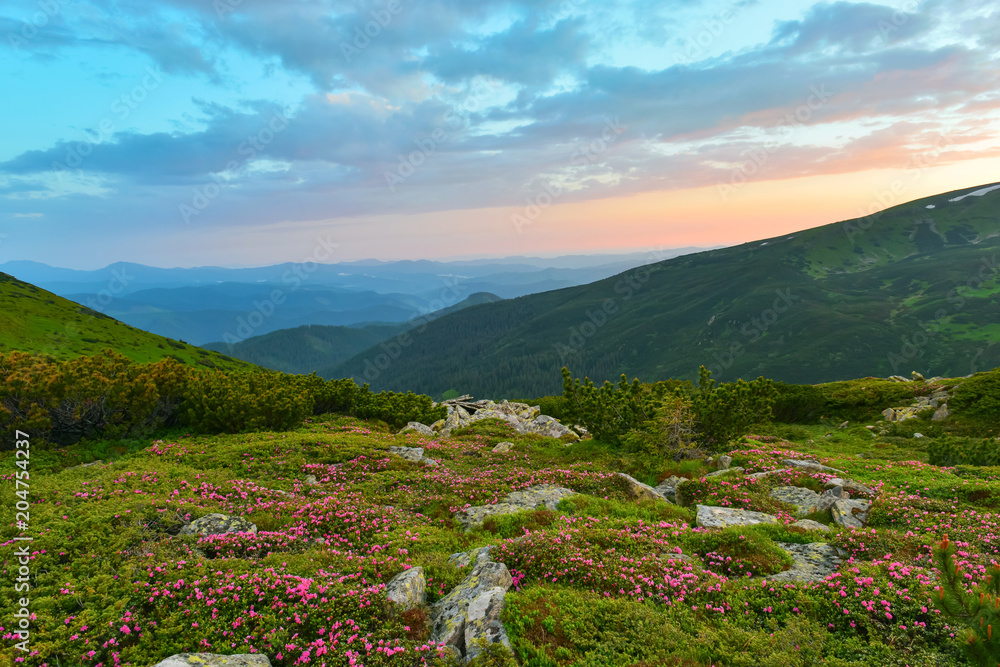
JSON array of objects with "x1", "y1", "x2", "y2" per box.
[{"x1": 14, "y1": 431, "x2": 30, "y2": 529}]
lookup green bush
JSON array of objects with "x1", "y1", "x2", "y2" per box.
[
  {"x1": 680, "y1": 526, "x2": 793, "y2": 577},
  {"x1": 951, "y1": 369, "x2": 1000, "y2": 422},
  {"x1": 927, "y1": 435, "x2": 1000, "y2": 466}
]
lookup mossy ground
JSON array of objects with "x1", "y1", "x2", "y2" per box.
[{"x1": 1, "y1": 413, "x2": 996, "y2": 666}]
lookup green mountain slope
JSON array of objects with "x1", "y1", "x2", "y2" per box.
[
  {"x1": 204, "y1": 292, "x2": 503, "y2": 375},
  {"x1": 0, "y1": 272, "x2": 253, "y2": 371},
  {"x1": 331, "y1": 183, "x2": 1000, "y2": 398}
]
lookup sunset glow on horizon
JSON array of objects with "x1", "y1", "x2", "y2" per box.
[{"x1": 2, "y1": 0, "x2": 1000, "y2": 268}]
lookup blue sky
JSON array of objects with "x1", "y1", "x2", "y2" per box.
[{"x1": 1, "y1": 0, "x2": 999, "y2": 268}]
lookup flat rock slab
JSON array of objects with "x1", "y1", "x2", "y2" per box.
[
  {"x1": 705, "y1": 467, "x2": 744, "y2": 478},
  {"x1": 783, "y1": 459, "x2": 846, "y2": 475},
  {"x1": 153, "y1": 654, "x2": 271, "y2": 667},
  {"x1": 454, "y1": 484, "x2": 578, "y2": 531},
  {"x1": 179, "y1": 513, "x2": 257, "y2": 537},
  {"x1": 769, "y1": 486, "x2": 821, "y2": 516},
  {"x1": 397, "y1": 422, "x2": 436, "y2": 437},
  {"x1": 790, "y1": 519, "x2": 831, "y2": 532},
  {"x1": 388, "y1": 445, "x2": 437, "y2": 466},
  {"x1": 695, "y1": 505, "x2": 778, "y2": 528},
  {"x1": 768, "y1": 542, "x2": 843, "y2": 583}
]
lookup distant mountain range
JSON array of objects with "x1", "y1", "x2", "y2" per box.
[
  {"x1": 319, "y1": 182, "x2": 1000, "y2": 398},
  {"x1": 0, "y1": 250, "x2": 710, "y2": 345},
  {"x1": 202, "y1": 292, "x2": 503, "y2": 375}
]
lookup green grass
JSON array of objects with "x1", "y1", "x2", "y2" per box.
[{"x1": 0, "y1": 272, "x2": 254, "y2": 370}]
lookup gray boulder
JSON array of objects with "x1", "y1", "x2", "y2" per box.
[
  {"x1": 463, "y1": 587, "x2": 511, "y2": 662},
  {"x1": 933, "y1": 404, "x2": 951, "y2": 421},
  {"x1": 397, "y1": 422, "x2": 436, "y2": 437},
  {"x1": 385, "y1": 567, "x2": 426, "y2": 611},
  {"x1": 615, "y1": 472, "x2": 670, "y2": 502},
  {"x1": 492, "y1": 442, "x2": 514, "y2": 453},
  {"x1": 768, "y1": 542, "x2": 843, "y2": 583},
  {"x1": 790, "y1": 519, "x2": 831, "y2": 532},
  {"x1": 716, "y1": 455, "x2": 733, "y2": 470},
  {"x1": 389, "y1": 445, "x2": 438, "y2": 466},
  {"x1": 695, "y1": 505, "x2": 778, "y2": 528},
  {"x1": 179, "y1": 513, "x2": 257, "y2": 537},
  {"x1": 454, "y1": 484, "x2": 577, "y2": 531},
  {"x1": 153, "y1": 654, "x2": 271, "y2": 666},
  {"x1": 769, "y1": 486, "x2": 821, "y2": 516},
  {"x1": 653, "y1": 476, "x2": 684, "y2": 502},
  {"x1": 824, "y1": 478, "x2": 874, "y2": 497},
  {"x1": 831, "y1": 498, "x2": 872, "y2": 529},
  {"x1": 431, "y1": 561, "x2": 513, "y2": 658},
  {"x1": 449, "y1": 546, "x2": 494, "y2": 569},
  {"x1": 705, "y1": 467, "x2": 744, "y2": 478},
  {"x1": 782, "y1": 459, "x2": 846, "y2": 475}
]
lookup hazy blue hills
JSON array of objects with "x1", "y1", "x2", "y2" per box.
[{"x1": 327, "y1": 183, "x2": 1000, "y2": 398}]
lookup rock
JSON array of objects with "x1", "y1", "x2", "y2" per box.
[
  {"x1": 389, "y1": 445, "x2": 437, "y2": 466},
  {"x1": 790, "y1": 519, "x2": 831, "y2": 532},
  {"x1": 747, "y1": 469, "x2": 790, "y2": 480},
  {"x1": 430, "y1": 419, "x2": 446, "y2": 431},
  {"x1": 525, "y1": 415, "x2": 578, "y2": 440},
  {"x1": 695, "y1": 505, "x2": 778, "y2": 528},
  {"x1": 913, "y1": 432, "x2": 925, "y2": 439},
  {"x1": 179, "y1": 513, "x2": 257, "y2": 537},
  {"x1": 716, "y1": 455, "x2": 733, "y2": 470},
  {"x1": 468, "y1": 409, "x2": 526, "y2": 433},
  {"x1": 398, "y1": 422, "x2": 436, "y2": 437},
  {"x1": 463, "y1": 587, "x2": 512, "y2": 662},
  {"x1": 831, "y1": 498, "x2": 871, "y2": 529},
  {"x1": 882, "y1": 407, "x2": 920, "y2": 422},
  {"x1": 839, "y1": 421, "x2": 850, "y2": 429},
  {"x1": 653, "y1": 476, "x2": 684, "y2": 502},
  {"x1": 824, "y1": 478, "x2": 874, "y2": 497},
  {"x1": 153, "y1": 654, "x2": 271, "y2": 667},
  {"x1": 449, "y1": 546, "x2": 494, "y2": 569},
  {"x1": 933, "y1": 404, "x2": 950, "y2": 421},
  {"x1": 616, "y1": 472, "x2": 670, "y2": 502},
  {"x1": 454, "y1": 485, "x2": 577, "y2": 531},
  {"x1": 431, "y1": 561, "x2": 513, "y2": 658},
  {"x1": 303, "y1": 475, "x2": 319, "y2": 486},
  {"x1": 769, "y1": 486, "x2": 821, "y2": 516},
  {"x1": 768, "y1": 542, "x2": 843, "y2": 583},
  {"x1": 503, "y1": 484, "x2": 577, "y2": 511},
  {"x1": 911, "y1": 371, "x2": 925, "y2": 381},
  {"x1": 492, "y1": 442, "x2": 514, "y2": 453},
  {"x1": 782, "y1": 459, "x2": 846, "y2": 475},
  {"x1": 385, "y1": 567, "x2": 426, "y2": 611},
  {"x1": 705, "y1": 467, "x2": 744, "y2": 478},
  {"x1": 888, "y1": 375, "x2": 910, "y2": 382}
]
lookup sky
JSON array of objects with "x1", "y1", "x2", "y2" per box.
[{"x1": 1, "y1": 0, "x2": 999, "y2": 269}]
